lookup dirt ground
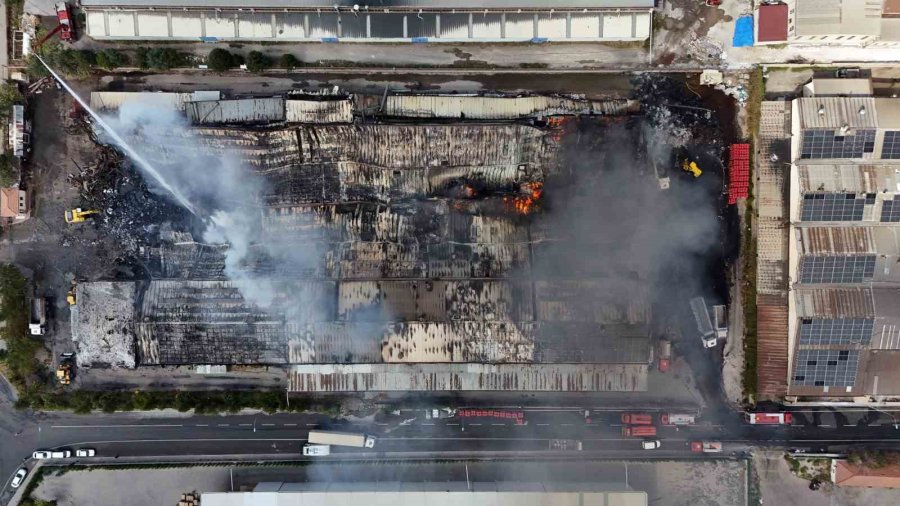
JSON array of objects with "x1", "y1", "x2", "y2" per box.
[
  {"x1": 755, "y1": 451, "x2": 900, "y2": 506},
  {"x1": 31, "y1": 460, "x2": 748, "y2": 506},
  {"x1": 0, "y1": 87, "x2": 121, "y2": 372}
]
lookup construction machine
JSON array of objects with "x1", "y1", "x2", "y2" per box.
[
  {"x1": 56, "y1": 363, "x2": 72, "y2": 385},
  {"x1": 66, "y1": 283, "x2": 77, "y2": 305},
  {"x1": 681, "y1": 159, "x2": 703, "y2": 178},
  {"x1": 65, "y1": 208, "x2": 98, "y2": 224}
]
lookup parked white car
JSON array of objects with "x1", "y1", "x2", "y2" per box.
[
  {"x1": 50, "y1": 451, "x2": 71, "y2": 459},
  {"x1": 75, "y1": 449, "x2": 95, "y2": 457},
  {"x1": 10, "y1": 468, "x2": 27, "y2": 488},
  {"x1": 32, "y1": 451, "x2": 52, "y2": 460},
  {"x1": 641, "y1": 440, "x2": 661, "y2": 450}
]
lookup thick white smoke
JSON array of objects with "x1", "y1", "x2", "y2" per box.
[{"x1": 99, "y1": 99, "x2": 283, "y2": 310}]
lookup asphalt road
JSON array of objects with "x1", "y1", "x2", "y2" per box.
[{"x1": 3, "y1": 404, "x2": 900, "y2": 504}]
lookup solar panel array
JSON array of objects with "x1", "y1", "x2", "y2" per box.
[
  {"x1": 800, "y1": 129, "x2": 876, "y2": 159},
  {"x1": 799, "y1": 318, "x2": 874, "y2": 346},
  {"x1": 799, "y1": 255, "x2": 876, "y2": 283},
  {"x1": 792, "y1": 349, "x2": 859, "y2": 387},
  {"x1": 883, "y1": 131, "x2": 900, "y2": 159},
  {"x1": 801, "y1": 193, "x2": 866, "y2": 221},
  {"x1": 882, "y1": 199, "x2": 900, "y2": 222}
]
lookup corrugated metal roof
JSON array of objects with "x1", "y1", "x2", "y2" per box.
[
  {"x1": 794, "y1": 0, "x2": 882, "y2": 37},
  {"x1": 90, "y1": 91, "x2": 193, "y2": 111},
  {"x1": 758, "y1": 3, "x2": 788, "y2": 42},
  {"x1": 288, "y1": 363, "x2": 648, "y2": 392},
  {"x1": 757, "y1": 298, "x2": 788, "y2": 400},
  {"x1": 202, "y1": 490, "x2": 648, "y2": 506},
  {"x1": 794, "y1": 287, "x2": 875, "y2": 318},
  {"x1": 803, "y1": 78, "x2": 873, "y2": 97},
  {"x1": 383, "y1": 95, "x2": 636, "y2": 119},
  {"x1": 285, "y1": 99, "x2": 352, "y2": 124},
  {"x1": 797, "y1": 164, "x2": 898, "y2": 193},
  {"x1": 874, "y1": 98, "x2": 900, "y2": 129},
  {"x1": 81, "y1": 0, "x2": 656, "y2": 9},
  {"x1": 186, "y1": 97, "x2": 285, "y2": 125},
  {"x1": 798, "y1": 227, "x2": 874, "y2": 255},
  {"x1": 797, "y1": 97, "x2": 878, "y2": 129}
]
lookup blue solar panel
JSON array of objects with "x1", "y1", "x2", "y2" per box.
[
  {"x1": 799, "y1": 255, "x2": 876, "y2": 283},
  {"x1": 792, "y1": 349, "x2": 859, "y2": 387},
  {"x1": 799, "y1": 318, "x2": 874, "y2": 345}
]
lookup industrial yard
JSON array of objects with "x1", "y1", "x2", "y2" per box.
[{"x1": 3, "y1": 71, "x2": 739, "y2": 400}]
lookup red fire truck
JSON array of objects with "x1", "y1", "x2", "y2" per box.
[{"x1": 747, "y1": 413, "x2": 793, "y2": 425}]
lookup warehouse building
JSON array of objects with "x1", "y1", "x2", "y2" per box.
[
  {"x1": 763, "y1": 0, "x2": 900, "y2": 46},
  {"x1": 80, "y1": 0, "x2": 653, "y2": 42},
  {"x1": 786, "y1": 87, "x2": 900, "y2": 401},
  {"x1": 202, "y1": 481, "x2": 647, "y2": 506},
  {"x1": 74, "y1": 94, "x2": 653, "y2": 392}
]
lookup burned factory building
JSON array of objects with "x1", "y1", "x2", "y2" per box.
[{"x1": 73, "y1": 92, "x2": 657, "y2": 392}]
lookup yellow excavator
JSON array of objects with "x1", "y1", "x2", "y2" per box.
[
  {"x1": 65, "y1": 208, "x2": 99, "y2": 224},
  {"x1": 681, "y1": 159, "x2": 703, "y2": 178}
]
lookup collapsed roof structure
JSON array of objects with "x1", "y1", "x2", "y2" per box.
[{"x1": 73, "y1": 92, "x2": 652, "y2": 392}]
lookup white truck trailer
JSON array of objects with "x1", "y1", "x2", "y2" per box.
[
  {"x1": 690, "y1": 297, "x2": 717, "y2": 348},
  {"x1": 307, "y1": 430, "x2": 376, "y2": 448}
]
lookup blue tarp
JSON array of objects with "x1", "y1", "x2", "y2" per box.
[{"x1": 733, "y1": 16, "x2": 754, "y2": 47}]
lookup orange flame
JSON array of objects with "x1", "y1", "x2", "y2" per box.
[{"x1": 507, "y1": 182, "x2": 544, "y2": 215}]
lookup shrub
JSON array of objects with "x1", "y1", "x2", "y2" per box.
[
  {"x1": 145, "y1": 48, "x2": 184, "y2": 70},
  {"x1": 0, "y1": 152, "x2": 16, "y2": 187},
  {"x1": 96, "y1": 49, "x2": 129, "y2": 69},
  {"x1": 245, "y1": 51, "x2": 271, "y2": 72},
  {"x1": 279, "y1": 53, "x2": 300, "y2": 69},
  {"x1": 207, "y1": 48, "x2": 237, "y2": 71}
]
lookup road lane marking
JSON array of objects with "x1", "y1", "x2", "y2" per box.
[
  {"x1": 536, "y1": 423, "x2": 550, "y2": 426},
  {"x1": 195, "y1": 424, "x2": 208, "y2": 427},
  {"x1": 51, "y1": 424, "x2": 183, "y2": 429},
  {"x1": 469, "y1": 424, "x2": 482, "y2": 426},
  {"x1": 376, "y1": 423, "x2": 389, "y2": 426},
  {"x1": 305, "y1": 424, "x2": 317, "y2": 427},
  {"x1": 491, "y1": 423, "x2": 505, "y2": 426},
  {"x1": 561, "y1": 424, "x2": 573, "y2": 427},
  {"x1": 218, "y1": 424, "x2": 229, "y2": 427},
  {"x1": 446, "y1": 423, "x2": 459, "y2": 426},
  {"x1": 423, "y1": 423, "x2": 435, "y2": 426}
]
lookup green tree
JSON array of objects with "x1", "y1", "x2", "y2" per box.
[
  {"x1": 145, "y1": 48, "x2": 183, "y2": 70},
  {"x1": 279, "y1": 53, "x2": 300, "y2": 70},
  {"x1": 135, "y1": 47, "x2": 151, "y2": 69},
  {"x1": 207, "y1": 48, "x2": 236, "y2": 71},
  {"x1": 0, "y1": 82, "x2": 24, "y2": 120},
  {"x1": 0, "y1": 152, "x2": 16, "y2": 187},
  {"x1": 96, "y1": 49, "x2": 129, "y2": 69},
  {"x1": 245, "y1": 51, "x2": 270, "y2": 72}
]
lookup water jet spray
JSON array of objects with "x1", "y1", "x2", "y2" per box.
[{"x1": 35, "y1": 55, "x2": 198, "y2": 216}]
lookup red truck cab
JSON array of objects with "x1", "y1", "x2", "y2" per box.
[
  {"x1": 623, "y1": 425, "x2": 657, "y2": 437},
  {"x1": 56, "y1": 3, "x2": 74, "y2": 42},
  {"x1": 747, "y1": 413, "x2": 793, "y2": 425},
  {"x1": 621, "y1": 413, "x2": 653, "y2": 425}
]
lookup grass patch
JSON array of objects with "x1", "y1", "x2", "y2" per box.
[
  {"x1": 740, "y1": 67, "x2": 763, "y2": 405},
  {"x1": 17, "y1": 388, "x2": 343, "y2": 416},
  {"x1": 784, "y1": 455, "x2": 831, "y2": 482},
  {"x1": 0, "y1": 264, "x2": 48, "y2": 392}
]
